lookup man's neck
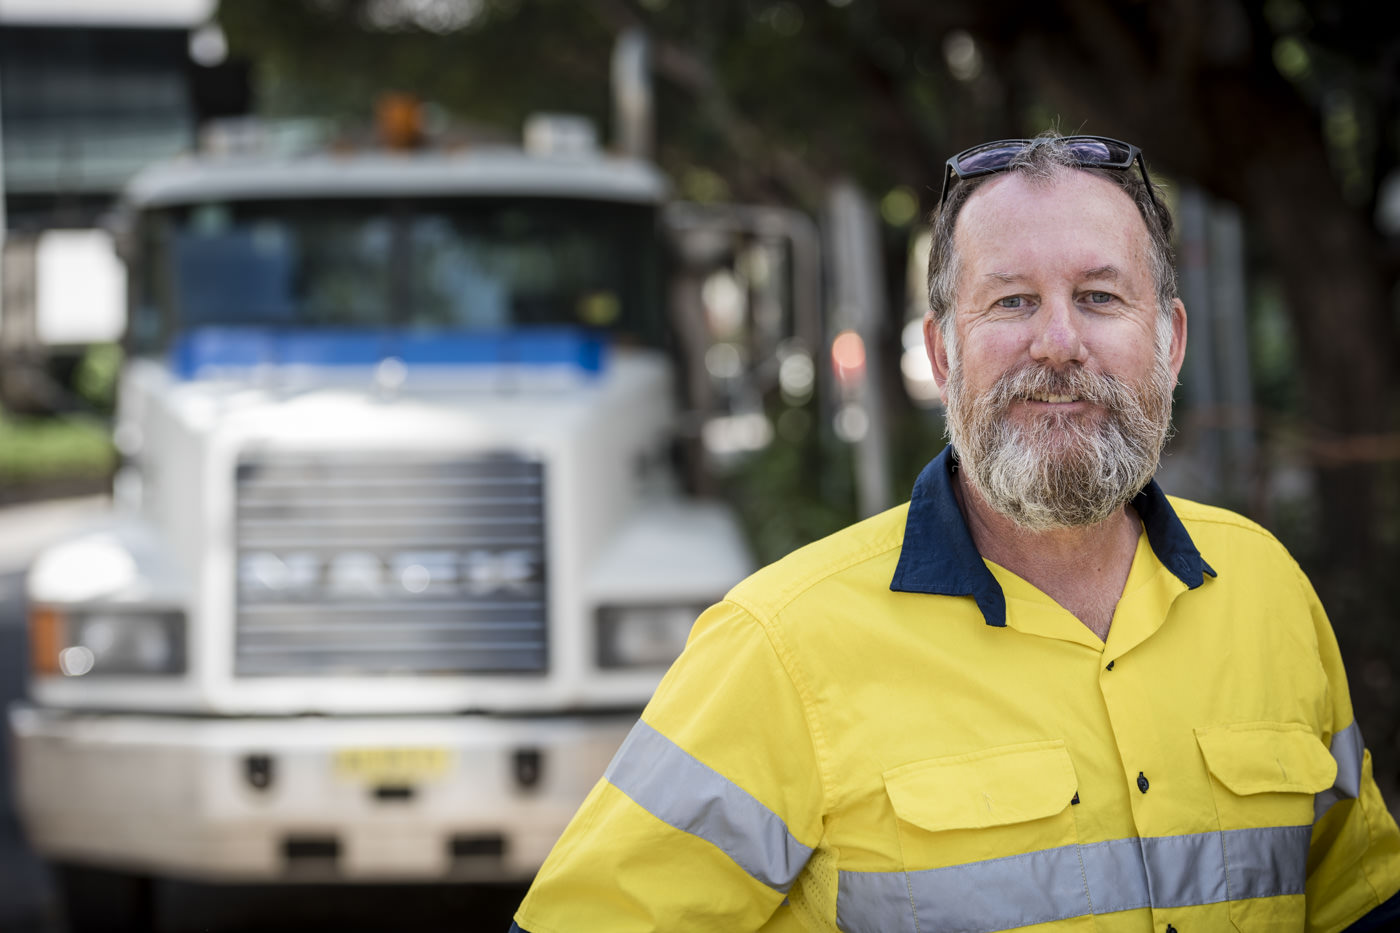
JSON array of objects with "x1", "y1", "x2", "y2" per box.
[{"x1": 954, "y1": 472, "x2": 1142, "y2": 641}]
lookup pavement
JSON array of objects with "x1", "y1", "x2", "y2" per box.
[{"x1": 0, "y1": 494, "x2": 111, "y2": 932}]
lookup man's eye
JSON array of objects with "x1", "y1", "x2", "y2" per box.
[
  {"x1": 995, "y1": 296, "x2": 1024, "y2": 309},
  {"x1": 1087, "y1": 291, "x2": 1114, "y2": 304}
]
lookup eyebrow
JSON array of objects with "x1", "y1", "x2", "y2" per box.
[{"x1": 980, "y1": 265, "x2": 1126, "y2": 287}]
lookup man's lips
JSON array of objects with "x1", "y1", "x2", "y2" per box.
[
  {"x1": 1023, "y1": 393, "x2": 1080, "y2": 404},
  {"x1": 1011, "y1": 395, "x2": 1099, "y2": 416}
]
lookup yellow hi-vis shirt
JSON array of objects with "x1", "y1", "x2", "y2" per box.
[{"x1": 515, "y1": 448, "x2": 1400, "y2": 933}]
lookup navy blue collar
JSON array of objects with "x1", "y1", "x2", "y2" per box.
[{"x1": 889, "y1": 446, "x2": 1216, "y2": 627}]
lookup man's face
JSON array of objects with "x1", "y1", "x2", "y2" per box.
[{"x1": 925, "y1": 168, "x2": 1187, "y2": 529}]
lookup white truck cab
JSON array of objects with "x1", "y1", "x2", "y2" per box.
[{"x1": 8, "y1": 118, "x2": 818, "y2": 929}]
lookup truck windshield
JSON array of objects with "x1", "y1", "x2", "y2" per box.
[{"x1": 130, "y1": 197, "x2": 663, "y2": 352}]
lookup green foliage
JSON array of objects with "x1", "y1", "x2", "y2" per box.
[
  {"x1": 721, "y1": 448, "x2": 854, "y2": 565},
  {"x1": 220, "y1": 0, "x2": 614, "y2": 132},
  {"x1": 716, "y1": 397, "x2": 948, "y2": 565},
  {"x1": 0, "y1": 410, "x2": 116, "y2": 486},
  {"x1": 217, "y1": 0, "x2": 960, "y2": 213},
  {"x1": 73, "y1": 343, "x2": 124, "y2": 415},
  {"x1": 717, "y1": 403, "x2": 857, "y2": 565},
  {"x1": 1247, "y1": 280, "x2": 1302, "y2": 418},
  {"x1": 888, "y1": 404, "x2": 948, "y2": 498}
]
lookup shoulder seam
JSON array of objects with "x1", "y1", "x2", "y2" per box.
[
  {"x1": 1285, "y1": 556, "x2": 1334, "y2": 734},
  {"x1": 731, "y1": 536, "x2": 905, "y2": 619},
  {"x1": 721, "y1": 595, "x2": 836, "y2": 824},
  {"x1": 1170, "y1": 500, "x2": 1281, "y2": 542}
]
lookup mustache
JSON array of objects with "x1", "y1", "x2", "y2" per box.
[
  {"x1": 981, "y1": 364, "x2": 1137, "y2": 412},
  {"x1": 943, "y1": 352, "x2": 1177, "y2": 530}
]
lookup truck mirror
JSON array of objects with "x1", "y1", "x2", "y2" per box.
[{"x1": 663, "y1": 202, "x2": 821, "y2": 481}]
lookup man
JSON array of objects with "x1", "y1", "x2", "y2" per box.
[{"x1": 511, "y1": 134, "x2": 1400, "y2": 932}]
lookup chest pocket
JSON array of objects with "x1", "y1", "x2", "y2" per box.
[
  {"x1": 882, "y1": 738, "x2": 1080, "y2": 873},
  {"x1": 1195, "y1": 722, "x2": 1335, "y2": 932}
]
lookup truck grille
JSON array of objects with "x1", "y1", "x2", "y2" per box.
[{"x1": 233, "y1": 453, "x2": 547, "y2": 677}]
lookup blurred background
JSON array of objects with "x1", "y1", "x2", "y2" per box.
[{"x1": 1, "y1": 0, "x2": 1398, "y2": 930}]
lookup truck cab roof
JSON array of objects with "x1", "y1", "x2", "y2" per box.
[{"x1": 125, "y1": 146, "x2": 672, "y2": 209}]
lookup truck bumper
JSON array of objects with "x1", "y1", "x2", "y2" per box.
[{"x1": 8, "y1": 704, "x2": 636, "y2": 883}]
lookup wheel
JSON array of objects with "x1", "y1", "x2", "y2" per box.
[{"x1": 51, "y1": 861, "x2": 156, "y2": 933}]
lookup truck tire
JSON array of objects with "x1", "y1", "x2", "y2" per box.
[{"x1": 52, "y1": 861, "x2": 156, "y2": 933}]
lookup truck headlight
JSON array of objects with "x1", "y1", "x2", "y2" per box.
[
  {"x1": 30, "y1": 606, "x2": 186, "y2": 677},
  {"x1": 595, "y1": 604, "x2": 705, "y2": 669}
]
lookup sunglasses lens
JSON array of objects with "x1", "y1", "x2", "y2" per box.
[
  {"x1": 955, "y1": 143, "x2": 1028, "y2": 175},
  {"x1": 1064, "y1": 138, "x2": 1129, "y2": 166}
]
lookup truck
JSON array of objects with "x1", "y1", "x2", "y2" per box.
[
  {"x1": 0, "y1": 227, "x2": 128, "y2": 414},
  {"x1": 7, "y1": 36, "x2": 891, "y2": 932}
]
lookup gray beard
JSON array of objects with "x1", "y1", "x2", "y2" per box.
[{"x1": 943, "y1": 349, "x2": 1175, "y2": 531}]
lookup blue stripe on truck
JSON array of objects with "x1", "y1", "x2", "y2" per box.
[{"x1": 168, "y1": 327, "x2": 608, "y2": 378}]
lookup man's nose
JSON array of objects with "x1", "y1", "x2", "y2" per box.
[{"x1": 1028, "y1": 296, "x2": 1088, "y2": 366}]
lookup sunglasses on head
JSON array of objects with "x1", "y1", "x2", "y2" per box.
[{"x1": 937, "y1": 135, "x2": 1161, "y2": 218}]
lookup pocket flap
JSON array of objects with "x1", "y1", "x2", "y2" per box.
[
  {"x1": 1195, "y1": 722, "x2": 1336, "y2": 795},
  {"x1": 883, "y1": 739, "x2": 1077, "y2": 832}
]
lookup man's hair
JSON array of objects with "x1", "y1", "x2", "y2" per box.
[{"x1": 926, "y1": 132, "x2": 1177, "y2": 338}]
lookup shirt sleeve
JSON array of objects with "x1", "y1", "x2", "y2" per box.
[
  {"x1": 1300, "y1": 563, "x2": 1400, "y2": 933},
  {"x1": 513, "y1": 599, "x2": 826, "y2": 933}
]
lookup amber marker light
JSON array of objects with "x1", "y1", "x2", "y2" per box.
[
  {"x1": 29, "y1": 606, "x2": 65, "y2": 676},
  {"x1": 376, "y1": 92, "x2": 425, "y2": 150}
]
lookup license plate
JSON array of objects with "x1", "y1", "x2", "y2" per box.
[{"x1": 334, "y1": 747, "x2": 453, "y2": 782}]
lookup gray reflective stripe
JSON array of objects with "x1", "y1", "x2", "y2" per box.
[
  {"x1": 1315, "y1": 720, "x2": 1365, "y2": 821},
  {"x1": 1225, "y1": 825, "x2": 1309, "y2": 900},
  {"x1": 1142, "y1": 832, "x2": 1225, "y2": 908},
  {"x1": 836, "y1": 826, "x2": 1310, "y2": 933},
  {"x1": 603, "y1": 719, "x2": 813, "y2": 892},
  {"x1": 1079, "y1": 837, "x2": 1152, "y2": 914},
  {"x1": 835, "y1": 869, "x2": 914, "y2": 933}
]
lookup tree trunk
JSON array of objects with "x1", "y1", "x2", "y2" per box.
[
  {"x1": 1242, "y1": 162, "x2": 1397, "y2": 570},
  {"x1": 1207, "y1": 84, "x2": 1400, "y2": 572}
]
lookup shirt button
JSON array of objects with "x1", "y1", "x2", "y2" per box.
[
  {"x1": 1106, "y1": 660, "x2": 1115, "y2": 671},
  {"x1": 1137, "y1": 772, "x2": 1150, "y2": 794},
  {"x1": 1166, "y1": 925, "x2": 1178, "y2": 933}
]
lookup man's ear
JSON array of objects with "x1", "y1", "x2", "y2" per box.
[
  {"x1": 1168, "y1": 298, "x2": 1187, "y2": 382},
  {"x1": 924, "y1": 314, "x2": 951, "y2": 392}
]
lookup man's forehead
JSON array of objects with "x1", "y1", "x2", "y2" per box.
[
  {"x1": 958, "y1": 168, "x2": 1144, "y2": 232},
  {"x1": 953, "y1": 169, "x2": 1153, "y2": 279}
]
